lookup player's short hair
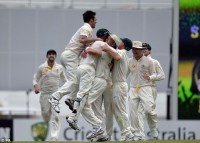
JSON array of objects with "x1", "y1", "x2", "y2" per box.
[
  {"x1": 83, "y1": 10, "x2": 96, "y2": 23},
  {"x1": 121, "y1": 38, "x2": 132, "y2": 51},
  {"x1": 142, "y1": 43, "x2": 152, "y2": 51},
  {"x1": 46, "y1": 49, "x2": 57, "y2": 56}
]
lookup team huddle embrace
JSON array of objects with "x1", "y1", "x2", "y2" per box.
[{"x1": 33, "y1": 10, "x2": 165, "y2": 142}]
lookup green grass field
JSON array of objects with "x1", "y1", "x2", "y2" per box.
[{"x1": 13, "y1": 140, "x2": 200, "y2": 143}]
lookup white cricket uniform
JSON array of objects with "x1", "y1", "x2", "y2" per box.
[
  {"x1": 33, "y1": 61, "x2": 66, "y2": 140},
  {"x1": 138, "y1": 55, "x2": 165, "y2": 139},
  {"x1": 73, "y1": 41, "x2": 107, "y2": 128},
  {"x1": 111, "y1": 49, "x2": 133, "y2": 138},
  {"x1": 52, "y1": 23, "x2": 93, "y2": 101},
  {"x1": 128, "y1": 55, "x2": 157, "y2": 139},
  {"x1": 81, "y1": 51, "x2": 112, "y2": 129}
]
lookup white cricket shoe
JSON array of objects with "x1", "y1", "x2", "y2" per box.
[
  {"x1": 49, "y1": 97, "x2": 60, "y2": 113},
  {"x1": 120, "y1": 133, "x2": 135, "y2": 141},
  {"x1": 86, "y1": 127, "x2": 104, "y2": 139},
  {"x1": 66, "y1": 116, "x2": 81, "y2": 131},
  {"x1": 149, "y1": 128, "x2": 159, "y2": 140}
]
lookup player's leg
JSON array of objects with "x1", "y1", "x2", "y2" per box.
[
  {"x1": 140, "y1": 86, "x2": 158, "y2": 140},
  {"x1": 49, "y1": 50, "x2": 79, "y2": 113},
  {"x1": 102, "y1": 80, "x2": 113, "y2": 140},
  {"x1": 112, "y1": 83, "x2": 135, "y2": 141},
  {"x1": 66, "y1": 65, "x2": 95, "y2": 130},
  {"x1": 146, "y1": 87, "x2": 159, "y2": 140},
  {"x1": 137, "y1": 102, "x2": 146, "y2": 140}
]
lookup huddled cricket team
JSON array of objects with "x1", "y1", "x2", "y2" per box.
[{"x1": 33, "y1": 10, "x2": 165, "y2": 142}]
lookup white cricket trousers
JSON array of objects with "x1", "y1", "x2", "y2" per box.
[
  {"x1": 138, "y1": 86, "x2": 157, "y2": 139},
  {"x1": 102, "y1": 81, "x2": 114, "y2": 138},
  {"x1": 77, "y1": 77, "x2": 107, "y2": 128},
  {"x1": 112, "y1": 82, "x2": 133, "y2": 138},
  {"x1": 128, "y1": 86, "x2": 157, "y2": 138},
  {"x1": 87, "y1": 77, "x2": 107, "y2": 128},
  {"x1": 73, "y1": 64, "x2": 97, "y2": 120},
  {"x1": 40, "y1": 93, "x2": 60, "y2": 140},
  {"x1": 53, "y1": 50, "x2": 79, "y2": 101}
]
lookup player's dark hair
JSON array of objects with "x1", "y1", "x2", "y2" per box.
[{"x1": 83, "y1": 10, "x2": 96, "y2": 23}]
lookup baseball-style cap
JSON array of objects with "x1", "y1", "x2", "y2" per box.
[
  {"x1": 121, "y1": 38, "x2": 132, "y2": 51},
  {"x1": 132, "y1": 41, "x2": 144, "y2": 49},
  {"x1": 46, "y1": 49, "x2": 57, "y2": 56},
  {"x1": 142, "y1": 43, "x2": 152, "y2": 51},
  {"x1": 96, "y1": 28, "x2": 110, "y2": 37},
  {"x1": 109, "y1": 34, "x2": 122, "y2": 47}
]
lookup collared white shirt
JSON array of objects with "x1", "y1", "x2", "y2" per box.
[
  {"x1": 33, "y1": 61, "x2": 67, "y2": 94},
  {"x1": 65, "y1": 23, "x2": 93, "y2": 55},
  {"x1": 128, "y1": 55, "x2": 157, "y2": 88},
  {"x1": 95, "y1": 51, "x2": 112, "y2": 80},
  {"x1": 79, "y1": 41, "x2": 106, "y2": 69},
  {"x1": 112, "y1": 49, "x2": 129, "y2": 83}
]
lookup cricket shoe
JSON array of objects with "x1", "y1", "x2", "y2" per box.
[
  {"x1": 49, "y1": 97, "x2": 60, "y2": 113},
  {"x1": 65, "y1": 98, "x2": 74, "y2": 111},
  {"x1": 149, "y1": 128, "x2": 159, "y2": 140},
  {"x1": 86, "y1": 127, "x2": 104, "y2": 140},
  {"x1": 66, "y1": 116, "x2": 81, "y2": 131},
  {"x1": 50, "y1": 137, "x2": 58, "y2": 141},
  {"x1": 96, "y1": 135, "x2": 111, "y2": 142},
  {"x1": 120, "y1": 133, "x2": 135, "y2": 141}
]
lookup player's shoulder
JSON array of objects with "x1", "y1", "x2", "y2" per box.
[
  {"x1": 81, "y1": 24, "x2": 92, "y2": 32},
  {"x1": 55, "y1": 63, "x2": 63, "y2": 68},
  {"x1": 38, "y1": 62, "x2": 46, "y2": 69},
  {"x1": 151, "y1": 58, "x2": 160, "y2": 65}
]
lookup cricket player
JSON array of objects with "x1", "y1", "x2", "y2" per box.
[
  {"x1": 67, "y1": 31, "x2": 120, "y2": 139},
  {"x1": 80, "y1": 34, "x2": 121, "y2": 141},
  {"x1": 128, "y1": 41, "x2": 157, "y2": 140},
  {"x1": 33, "y1": 49, "x2": 67, "y2": 141},
  {"x1": 49, "y1": 10, "x2": 101, "y2": 113},
  {"x1": 66, "y1": 33, "x2": 108, "y2": 132},
  {"x1": 137, "y1": 43, "x2": 165, "y2": 140},
  {"x1": 102, "y1": 37, "x2": 138, "y2": 141}
]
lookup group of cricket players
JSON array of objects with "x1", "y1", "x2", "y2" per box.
[{"x1": 33, "y1": 10, "x2": 165, "y2": 142}]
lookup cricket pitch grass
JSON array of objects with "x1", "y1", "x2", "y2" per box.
[{"x1": 13, "y1": 140, "x2": 200, "y2": 143}]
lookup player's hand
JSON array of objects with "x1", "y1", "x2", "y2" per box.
[
  {"x1": 34, "y1": 84, "x2": 40, "y2": 94},
  {"x1": 143, "y1": 73, "x2": 150, "y2": 80}
]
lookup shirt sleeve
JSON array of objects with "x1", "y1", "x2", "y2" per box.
[
  {"x1": 116, "y1": 49, "x2": 123, "y2": 58},
  {"x1": 154, "y1": 60, "x2": 165, "y2": 81},
  {"x1": 127, "y1": 58, "x2": 131, "y2": 77},
  {"x1": 33, "y1": 66, "x2": 42, "y2": 86},
  {"x1": 80, "y1": 27, "x2": 92, "y2": 37},
  {"x1": 149, "y1": 59, "x2": 157, "y2": 81}
]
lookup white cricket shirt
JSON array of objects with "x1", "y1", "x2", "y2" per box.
[
  {"x1": 128, "y1": 56, "x2": 156, "y2": 88},
  {"x1": 79, "y1": 41, "x2": 106, "y2": 69},
  {"x1": 33, "y1": 62, "x2": 67, "y2": 94},
  {"x1": 112, "y1": 49, "x2": 129, "y2": 83},
  {"x1": 65, "y1": 23, "x2": 93, "y2": 55}
]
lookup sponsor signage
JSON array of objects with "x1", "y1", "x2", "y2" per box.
[
  {"x1": 178, "y1": 0, "x2": 200, "y2": 119},
  {"x1": 0, "y1": 119, "x2": 13, "y2": 142},
  {"x1": 14, "y1": 117, "x2": 200, "y2": 141}
]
